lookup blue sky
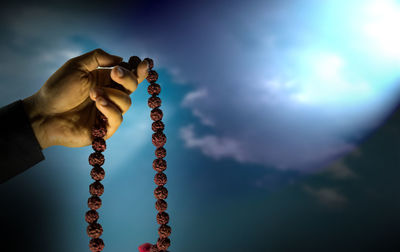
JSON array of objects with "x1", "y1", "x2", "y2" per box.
[{"x1": 1, "y1": 0, "x2": 400, "y2": 251}]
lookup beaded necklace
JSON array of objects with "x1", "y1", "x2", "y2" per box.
[{"x1": 85, "y1": 56, "x2": 171, "y2": 252}]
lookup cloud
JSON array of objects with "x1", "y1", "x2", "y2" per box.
[
  {"x1": 179, "y1": 124, "x2": 248, "y2": 162},
  {"x1": 304, "y1": 185, "x2": 348, "y2": 208}
]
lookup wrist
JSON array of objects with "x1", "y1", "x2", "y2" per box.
[{"x1": 22, "y1": 94, "x2": 51, "y2": 150}]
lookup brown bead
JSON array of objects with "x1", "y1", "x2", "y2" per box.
[
  {"x1": 90, "y1": 165, "x2": 105, "y2": 181},
  {"x1": 152, "y1": 131, "x2": 167, "y2": 148},
  {"x1": 88, "y1": 196, "x2": 102, "y2": 210},
  {"x1": 154, "y1": 186, "x2": 168, "y2": 200},
  {"x1": 146, "y1": 70, "x2": 159, "y2": 83},
  {"x1": 148, "y1": 83, "x2": 161, "y2": 95},
  {"x1": 90, "y1": 181, "x2": 104, "y2": 196},
  {"x1": 148, "y1": 95, "x2": 162, "y2": 109},
  {"x1": 155, "y1": 147, "x2": 166, "y2": 158},
  {"x1": 89, "y1": 238, "x2": 104, "y2": 251},
  {"x1": 157, "y1": 212, "x2": 170, "y2": 225},
  {"x1": 152, "y1": 120, "x2": 165, "y2": 132},
  {"x1": 151, "y1": 108, "x2": 163, "y2": 121},
  {"x1": 92, "y1": 125, "x2": 107, "y2": 138},
  {"x1": 128, "y1": 56, "x2": 141, "y2": 70},
  {"x1": 87, "y1": 223, "x2": 103, "y2": 238},
  {"x1": 89, "y1": 152, "x2": 105, "y2": 166},
  {"x1": 85, "y1": 210, "x2": 99, "y2": 223},
  {"x1": 157, "y1": 237, "x2": 171, "y2": 250},
  {"x1": 143, "y1": 58, "x2": 154, "y2": 70},
  {"x1": 155, "y1": 199, "x2": 168, "y2": 212},
  {"x1": 154, "y1": 172, "x2": 167, "y2": 186},
  {"x1": 118, "y1": 61, "x2": 131, "y2": 71},
  {"x1": 153, "y1": 158, "x2": 167, "y2": 172},
  {"x1": 158, "y1": 224, "x2": 172, "y2": 238},
  {"x1": 92, "y1": 137, "x2": 106, "y2": 152},
  {"x1": 149, "y1": 244, "x2": 159, "y2": 252}
]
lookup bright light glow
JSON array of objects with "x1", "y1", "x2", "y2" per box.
[
  {"x1": 288, "y1": 52, "x2": 373, "y2": 105},
  {"x1": 363, "y1": 0, "x2": 400, "y2": 60}
]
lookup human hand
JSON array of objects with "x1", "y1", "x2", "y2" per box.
[{"x1": 22, "y1": 48, "x2": 149, "y2": 149}]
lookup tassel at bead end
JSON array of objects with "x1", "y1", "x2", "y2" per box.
[{"x1": 138, "y1": 243, "x2": 152, "y2": 252}]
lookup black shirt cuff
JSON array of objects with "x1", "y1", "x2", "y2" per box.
[{"x1": 0, "y1": 99, "x2": 45, "y2": 184}]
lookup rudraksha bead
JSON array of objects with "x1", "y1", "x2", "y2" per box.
[
  {"x1": 85, "y1": 210, "x2": 99, "y2": 224},
  {"x1": 152, "y1": 121, "x2": 165, "y2": 132},
  {"x1": 90, "y1": 181, "x2": 104, "y2": 196},
  {"x1": 148, "y1": 83, "x2": 161, "y2": 95},
  {"x1": 158, "y1": 224, "x2": 172, "y2": 238},
  {"x1": 128, "y1": 56, "x2": 141, "y2": 70},
  {"x1": 88, "y1": 196, "x2": 102, "y2": 210},
  {"x1": 157, "y1": 237, "x2": 171, "y2": 250},
  {"x1": 90, "y1": 165, "x2": 105, "y2": 181},
  {"x1": 87, "y1": 223, "x2": 103, "y2": 238},
  {"x1": 153, "y1": 158, "x2": 167, "y2": 172},
  {"x1": 146, "y1": 70, "x2": 158, "y2": 83},
  {"x1": 155, "y1": 199, "x2": 168, "y2": 212},
  {"x1": 89, "y1": 152, "x2": 105, "y2": 166},
  {"x1": 157, "y1": 212, "x2": 170, "y2": 225},
  {"x1": 154, "y1": 186, "x2": 168, "y2": 200},
  {"x1": 92, "y1": 137, "x2": 106, "y2": 152},
  {"x1": 143, "y1": 57, "x2": 154, "y2": 70},
  {"x1": 155, "y1": 147, "x2": 166, "y2": 158},
  {"x1": 151, "y1": 108, "x2": 163, "y2": 121},
  {"x1": 154, "y1": 172, "x2": 167, "y2": 186},
  {"x1": 149, "y1": 244, "x2": 159, "y2": 252},
  {"x1": 89, "y1": 238, "x2": 104, "y2": 251},
  {"x1": 152, "y1": 131, "x2": 167, "y2": 148},
  {"x1": 148, "y1": 96, "x2": 162, "y2": 109},
  {"x1": 91, "y1": 125, "x2": 107, "y2": 138}
]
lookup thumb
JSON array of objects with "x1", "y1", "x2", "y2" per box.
[{"x1": 69, "y1": 48, "x2": 122, "y2": 72}]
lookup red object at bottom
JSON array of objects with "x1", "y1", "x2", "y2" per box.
[{"x1": 138, "y1": 243, "x2": 152, "y2": 252}]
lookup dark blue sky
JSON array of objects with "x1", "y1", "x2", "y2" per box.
[{"x1": 1, "y1": 0, "x2": 400, "y2": 251}]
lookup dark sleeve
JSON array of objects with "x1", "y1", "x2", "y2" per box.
[{"x1": 0, "y1": 99, "x2": 45, "y2": 184}]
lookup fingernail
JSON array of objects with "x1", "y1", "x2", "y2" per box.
[
  {"x1": 144, "y1": 60, "x2": 150, "y2": 71},
  {"x1": 116, "y1": 66, "x2": 124, "y2": 77},
  {"x1": 90, "y1": 87, "x2": 97, "y2": 99},
  {"x1": 97, "y1": 97, "x2": 108, "y2": 106}
]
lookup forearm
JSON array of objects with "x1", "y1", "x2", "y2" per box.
[{"x1": 0, "y1": 99, "x2": 45, "y2": 183}]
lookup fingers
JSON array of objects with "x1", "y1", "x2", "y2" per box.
[
  {"x1": 110, "y1": 60, "x2": 149, "y2": 94},
  {"x1": 89, "y1": 87, "x2": 132, "y2": 115},
  {"x1": 93, "y1": 95, "x2": 123, "y2": 139},
  {"x1": 69, "y1": 48, "x2": 122, "y2": 72},
  {"x1": 136, "y1": 60, "x2": 150, "y2": 84},
  {"x1": 110, "y1": 65, "x2": 139, "y2": 94}
]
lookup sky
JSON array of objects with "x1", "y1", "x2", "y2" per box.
[{"x1": 1, "y1": 0, "x2": 400, "y2": 251}]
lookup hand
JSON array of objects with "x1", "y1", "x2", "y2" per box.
[{"x1": 22, "y1": 48, "x2": 149, "y2": 149}]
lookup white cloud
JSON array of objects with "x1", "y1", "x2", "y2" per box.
[
  {"x1": 181, "y1": 88, "x2": 208, "y2": 107},
  {"x1": 179, "y1": 124, "x2": 248, "y2": 162}
]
